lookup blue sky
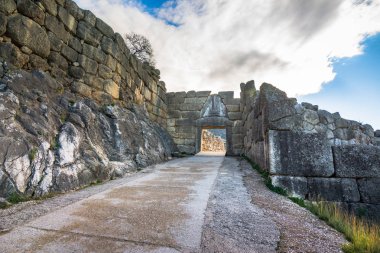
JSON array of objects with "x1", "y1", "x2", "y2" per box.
[
  {"x1": 299, "y1": 33, "x2": 380, "y2": 129},
  {"x1": 77, "y1": 0, "x2": 380, "y2": 130}
]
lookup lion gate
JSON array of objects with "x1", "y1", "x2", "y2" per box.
[{"x1": 166, "y1": 91, "x2": 244, "y2": 156}]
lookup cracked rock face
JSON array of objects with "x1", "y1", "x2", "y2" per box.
[{"x1": 0, "y1": 66, "x2": 174, "y2": 198}]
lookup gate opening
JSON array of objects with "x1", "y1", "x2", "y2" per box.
[{"x1": 201, "y1": 128, "x2": 227, "y2": 153}]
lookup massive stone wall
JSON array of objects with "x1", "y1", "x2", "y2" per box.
[
  {"x1": 241, "y1": 81, "x2": 380, "y2": 221},
  {"x1": 0, "y1": 0, "x2": 167, "y2": 126},
  {"x1": 166, "y1": 90, "x2": 243, "y2": 155}
]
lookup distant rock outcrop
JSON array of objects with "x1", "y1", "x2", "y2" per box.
[{"x1": 201, "y1": 130, "x2": 226, "y2": 152}]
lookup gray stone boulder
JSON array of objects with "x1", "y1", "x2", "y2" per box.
[
  {"x1": 0, "y1": 12, "x2": 7, "y2": 36},
  {"x1": 0, "y1": 0, "x2": 17, "y2": 15},
  {"x1": 308, "y1": 178, "x2": 360, "y2": 202},
  {"x1": 333, "y1": 145, "x2": 380, "y2": 178},
  {"x1": 357, "y1": 178, "x2": 380, "y2": 204},
  {"x1": 268, "y1": 130, "x2": 334, "y2": 177},
  {"x1": 7, "y1": 14, "x2": 50, "y2": 57},
  {"x1": 16, "y1": 0, "x2": 45, "y2": 25},
  {"x1": 271, "y1": 176, "x2": 308, "y2": 198}
]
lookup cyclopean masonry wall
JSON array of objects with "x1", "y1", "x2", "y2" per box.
[
  {"x1": 0, "y1": 0, "x2": 174, "y2": 199},
  {"x1": 166, "y1": 90, "x2": 243, "y2": 155},
  {"x1": 241, "y1": 80, "x2": 380, "y2": 221},
  {"x1": 0, "y1": 0, "x2": 167, "y2": 126}
]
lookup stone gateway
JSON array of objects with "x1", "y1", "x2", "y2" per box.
[{"x1": 0, "y1": 0, "x2": 379, "y2": 222}]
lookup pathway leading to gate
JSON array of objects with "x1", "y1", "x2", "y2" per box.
[{"x1": 0, "y1": 153, "x2": 345, "y2": 253}]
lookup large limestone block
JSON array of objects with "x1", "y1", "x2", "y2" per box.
[
  {"x1": 268, "y1": 130, "x2": 334, "y2": 177},
  {"x1": 40, "y1": 0, "x2": 57, "y2": 16},
  {"x1": 308, "y1": 178, "x2": 360, "y2": 202},
  {"x1": 77, "y1": 21, "x2": 102, "y2": 47},
  {"x1": 7, "y1": 14, "x2": 50, "y2": 57},
  {"x1": 333, "y1": 145, "x2": 380, "y2": 178},
  {"x1": 57, "y1": 6, "x2": 76, "y2": 33},
  {"x1": 0, "y1": 42, "x2": 29, "y2": 68},
  {"x1": 78, "y1": 54, "x2": 98, "y2": 75},
  {"x1": 0, "y1": 0, "x2": 16, "y2": 15},
  {"x1": 0, "y1": 12, "x2": 6, "y2": 36},
  {"x1": 103, "y1": 79, "x2": 119, "y2": 99},
  {"x1": 357, "y1": 178, "x2": 380, "y2": 204},
  {"x1": 271, "y1": 176, "x2": 308, "y2": 198},
  {"x1": 96, "y1": 17, "x2": 114, "y2": 37},
  {"x1": 45, "y1": 15, "x2": 69, "y2": 43},
  {"x1": 16, "y1": 0, "x2": 45, "y2": 25}
]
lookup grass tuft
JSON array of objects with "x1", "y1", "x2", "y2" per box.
[{"x1": 7, "y1": 192, "x2": 31, "y2": 204}]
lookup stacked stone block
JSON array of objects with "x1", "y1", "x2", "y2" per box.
[
  {"x1": 167, "y1": 91, "x2": 210, "y2": 154},
  {"x1": 241, "y1": 80, "x2": 380, "y2": 221},
  {"x1": 166, "y1": 90, "x2": 242, "y2": 155},
  {"x1": 0, "y1": 0, "x2": 167, "y2": 126}
]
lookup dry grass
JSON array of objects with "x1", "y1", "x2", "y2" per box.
[{"x1": 307, "y1": 201, "x2": 380, "y2": 253}]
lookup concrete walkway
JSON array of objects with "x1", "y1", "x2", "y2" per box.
[{"x1": 0, "y1": 153, "x2": 227, "y2": 252}]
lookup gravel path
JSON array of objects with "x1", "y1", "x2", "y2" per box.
[
  {"x1": 0, "y1": 156, "x2": 348, "y2": 253},
  {"x1": 241, "y1": 159, "x2": 347, "y2": 253},
  {"x1": 201, "y1": 157, "x2": 280, "y2": 252}
]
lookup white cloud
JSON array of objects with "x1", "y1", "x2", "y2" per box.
[{"x1": 74, "y1": 0, "x2": 380, "y2": 97}]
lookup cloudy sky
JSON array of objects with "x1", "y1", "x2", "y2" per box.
[{"x1": 74, "y1": 0, "x2": 380, "y2": 129}]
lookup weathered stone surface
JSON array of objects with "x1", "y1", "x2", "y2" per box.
[
  {"x1": 303, "y1": 109, "x2": 319, "y2": 125},
  {"x1": 71, "y1": 81, "x2": 92, "y2": 97},
  {"x1": 77, "y1": 21, "x2": 102, "y2": 47},
  {"x1": 333, "y1": 145, "x2": 380, "y2": 178},
  {"x1": 0, "y1": 42, "x2": 29, "y2": 67},
  {"x1": 7, "y1": 14, "x2": 50, "y2": 57},
  {"x1": 266, "y1": 99, "x2": 296, "y2": 123},
  {"x1": 57, "y1": 6, "x2": 76, "y2": 32},
  {"x1": 48, "y1": 51, "x2": 68, "y2": 70},
  {"x1": 271, "y1": 176, "x2": 308, "y2": 198},
  {"x1": 29, "y1": 54, "x2": 50, "y2": 71},
  {"x1": 65, "y1": 0, "x2": 84, "y2": 20},
  {"x1": 61, "y1": 44, "x2": 78, "y2": 62},
  {"x1": 375, "y1": 130, "x2": 380, "y2": 138},
  {"x1": 68, "y1": 37, "x2": 82, "y2": 53},
  {"x1": 96, "y1": 18, "x2": 114, "y2": 37},
  {"x1": 196, "y1": 91, "x2": 211, "y2": 97},
  {"x1": 335, "y1": 118, "x2": 350, "y2": 129},
  {"x1": 308, "y1": 178, "x2": 360, "y2": 202},
  {"x1": 103, "y1": 79, "x2": 119, "y2": 99},
  {"x1": 218, "y1": 91, "x2": 234, "y2": 100},
  {"x1": 0, "y1": 0, "x2": 16, "y2": 15},
  {"x1": 68, "y1": 66, "x2": 85, "y2": 79},
  {"x1": 98, "y1": 64, "x2": 113, "y2": 79},
  {"x1": 16, "y1": 0, "x2": 45, "y2": 25},
  {"x1": 83, "y1": 9, "x2": 96, "y2": 25},
  {"x1": 0, "y1": 69, "x2": 175, "y2": 197},
  {"x1": 0, "y1": 12, "x2": 6, "y2": 36},
  {"x1": 40, "y1": 0, "x2": 57, "y2": 16},
  {"x1": 78, "y1": 54, "x2": 98, "y2": 75},
  {"x1": 101, "y1": 36, "x2": 120, "y2": 59},
  {"x1": 268, "y1": 130, "x2": 334, "y2": 177},
  {"x1": 228, "y1": 112, "x2": 242, "y2": 121},
  {"x1": 301, "y1": 102, "x2": 318, "y2": 111},
  {"x1": 47, "y1": 31, "x2": 63, "y2": 52},
  {"x1": 358, "y1": 178, "x2": 380, "y2": 204}
]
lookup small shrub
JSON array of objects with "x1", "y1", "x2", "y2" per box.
[
  {"x1": 50, "y1": 135, "x2": 60, "y2": 150},
  {"x1": 289, "y1": 197, "x2": 306, "y2": 208},
  {"x1": 28, "y1": 147, "x2": 38, "y2": 161}
]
